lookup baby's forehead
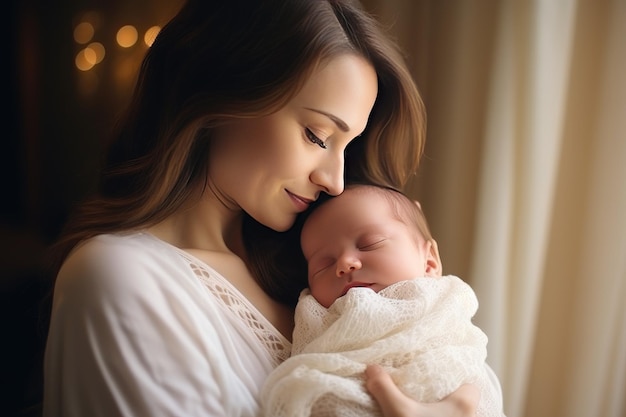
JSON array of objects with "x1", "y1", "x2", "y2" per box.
[
  {"x1": 329, "y1": 186, "x2": 378, "y2": 206},
  {"x1": 304, "y1": 190, "x2": 397, "y2": 237},
  {"x1": 330, "y1": 185, "x2": 388, "y2": 206},
  {"x1": 309, "y1": 185, "x2": 429, "y2": 239},
  {"x1": 307, "y1": 187, "x2": 385, "y2": 221}
]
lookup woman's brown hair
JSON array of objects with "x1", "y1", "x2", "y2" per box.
[{"x1": 47, "y1": 0, "x2": 426, "y2": 308}]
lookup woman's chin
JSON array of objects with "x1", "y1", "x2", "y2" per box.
[
  {"x1": 257, "y1": 214, "x2": 296, "y2": 233},
  {"x1": 269, "y1": 215, "x2": 296, "y2": 232},
  {"x1": 272, "y1": 220, "x2": 295, "y2": 233}
]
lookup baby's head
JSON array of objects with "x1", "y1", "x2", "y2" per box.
[{"x1": 301, "y1": 184, "x2": 442, "y2": 308}]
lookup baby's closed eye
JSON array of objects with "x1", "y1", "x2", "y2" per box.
[
  {"x1": 308, "y1": 257, "x2": 335, "y2": 277},
  {"x1": 358, "y1": 236, "x2": 387, "y2": 251}
]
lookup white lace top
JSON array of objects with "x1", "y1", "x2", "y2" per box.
[
  {"x1": 44, "y1": 232, "x2": 291, "y2": 417},
  {"x1": 178, "y1": 250, "x2": 291, "y2": 365}
]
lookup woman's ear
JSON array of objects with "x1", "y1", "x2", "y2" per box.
[{"x1": 424, "y1": 239, "x2": 442, "y2": 277}]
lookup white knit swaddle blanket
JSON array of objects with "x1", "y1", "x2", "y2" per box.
[{"x1": 261, "y1": 275, "x2": 504, "y2": 417}]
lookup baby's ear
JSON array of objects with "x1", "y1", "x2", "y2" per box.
[{"x1": 425, "y1": 239, "x2": 442, "y2": 277}]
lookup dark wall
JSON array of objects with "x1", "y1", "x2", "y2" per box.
[{"x1": 2, "y1": 1, "x2": 183, "y2": 415}]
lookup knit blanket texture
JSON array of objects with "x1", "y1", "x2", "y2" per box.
[{"x1": 261, "y1": 275, "x2": 503, "y2": 417}]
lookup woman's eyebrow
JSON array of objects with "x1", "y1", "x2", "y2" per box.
[{"x1": 304, "y1": 107, "x2": 349, "y2": 132}]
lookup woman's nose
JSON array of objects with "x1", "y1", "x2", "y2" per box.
[
  {"x1": 336, "y1": 256, "x2": 362, "y2": 277},
  {"x1": 310, "y1": 153, "x2": 345, "y2": 196}
]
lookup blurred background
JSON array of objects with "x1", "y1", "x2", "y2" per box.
[
  {"x1": 3, "y1": 0, "x2": 184, "y2": 415},
  {"x1": 3, "y1": 1, "x2": 625, "y2": 416}
]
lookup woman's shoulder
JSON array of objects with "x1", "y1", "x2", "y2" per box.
[
  {"x1": 63, "y1": 231, "x2": 177, "y2": 271},
  {"x1": 76, "y1": 231, "x2": 170, "y2": 254},
  {"x1": 55, "y1": 231, "x2": 186, "y2": 301}
]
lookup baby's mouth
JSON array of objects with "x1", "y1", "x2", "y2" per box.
[{"x1": 341, "y1": 282, "x2": 372, "y2": 297}]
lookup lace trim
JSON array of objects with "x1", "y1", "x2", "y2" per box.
[{"x1": 178, "y1": 252, "x2": 291, "y2": 365}]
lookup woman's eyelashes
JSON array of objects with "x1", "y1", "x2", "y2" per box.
[{"x1": 305, "y1": 128, "x2": 327, "y2": 149}]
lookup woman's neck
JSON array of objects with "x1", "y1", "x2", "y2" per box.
[{"x1": 148, "y1": 192, "x2": 244, "y2": 256}]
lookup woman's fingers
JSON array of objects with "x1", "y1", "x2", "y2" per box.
[
  {"x1": 440, "y1": 384, "x2": 480, "y2": 416},
  {"x1": 365, "y1": 364, "x2": 481, "y2": 417},
  {"x1": 365, "y1": 364, "x2": 420, "y2": 416}
]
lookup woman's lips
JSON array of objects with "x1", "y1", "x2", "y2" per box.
[{"x1": 286, "y1": 190, "x2": 314, "y2": 211}]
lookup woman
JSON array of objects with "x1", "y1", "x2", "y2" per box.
[{"x1": 43, "y1": 0, "x2": 479, "y2": 416}]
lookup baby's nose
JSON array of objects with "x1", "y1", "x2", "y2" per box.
[{"x1": 336, "y1": 257, "x2": 362, "y2": 277}]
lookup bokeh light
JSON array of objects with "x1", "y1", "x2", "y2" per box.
[
  {"x1": 73, "y1": 22, "x2": 94, "y2": 44},
  {"x1": 116, "y1": 25, "x2": 138, "y2": 48},
  {"x1": 144, "y1": 26, "x2": 161, "y2": 47},
  {"x1": 76, "y1": 48, "x2": 98, "y2": 71},
  {"x1": 86, "y1": 42, "x2": 106, "y2": 64}
]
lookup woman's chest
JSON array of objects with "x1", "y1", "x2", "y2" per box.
[{"x1": 184, "y1": 248, "x2": 294, "y2": 340}]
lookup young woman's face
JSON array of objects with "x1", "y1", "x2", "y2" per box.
[
  {"x1": 208, "y1": 54, "x2": 378, "y2": 231},
  {"x1": 301, "y1": 189, "x2": 438, "y2": 308}
]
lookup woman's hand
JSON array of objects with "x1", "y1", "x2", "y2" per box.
[{"x1": 365, "y1": 364, "x2": 479, "y2": 417}]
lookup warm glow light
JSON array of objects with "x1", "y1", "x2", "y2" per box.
[
  {"x1": 83, "y1": 47, "x2": 97, "y2": 65},
  {"x1": 75, "y1": 49, "x2": 95, "y2": 71},
  {"x1": 114, "y1": 56, "x2": 140, "y2": 87},
  {"x1": 144, "y1": 26, "x2": 161, "y2": 47},
  {"x1": 74, "y1": 22, "x2": 94, "y2": 44},
  {"x1": 87, "y1": 42, "x2": 106, "y2": 64},
  {"x1": 77, "y1": 71, "x2": 99, "y2": 96},
  {"x1": 116, "y1": 25, "x2": 138, "y2": 48}
]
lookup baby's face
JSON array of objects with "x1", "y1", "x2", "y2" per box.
[{"x1": 301, "y1": 188, "x2": 432, "y2": 308}]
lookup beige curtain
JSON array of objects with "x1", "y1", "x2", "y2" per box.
[{"x1": 362, "y1": 1, "x2": 626, "y2": 416}]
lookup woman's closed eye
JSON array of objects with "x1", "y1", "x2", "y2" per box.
[{"x1": 305, "y1": 128, "x2": 327, "y2": 149}]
